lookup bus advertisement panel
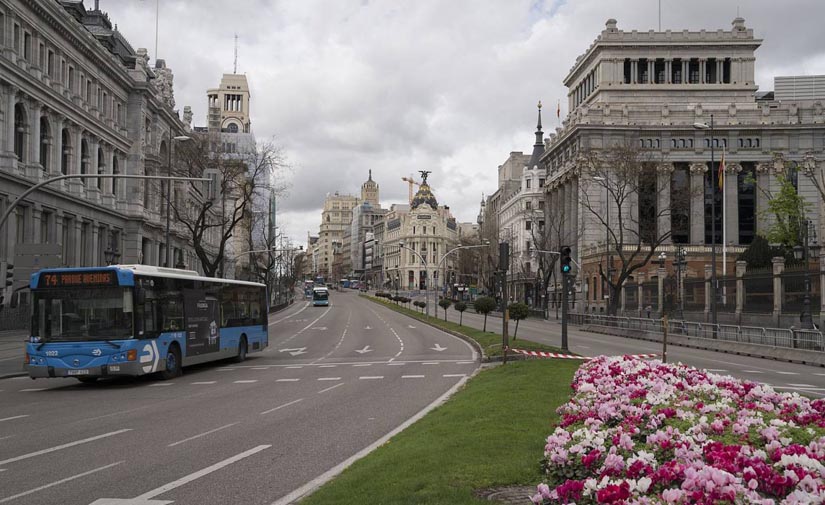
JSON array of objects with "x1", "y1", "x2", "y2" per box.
[{"x1": 24, "y1": 265, "x2": 268, "y2": 382}]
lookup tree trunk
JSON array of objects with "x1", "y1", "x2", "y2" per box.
[
  {"x1": 483, "y1": 314, "x2": 488, "y2": 332},
  {"x1": 514, "y1": 320, "x2": 519, "y2": 339},
  {"x1": 459, "y1": 312, "x2": 463, "y2": 326}
]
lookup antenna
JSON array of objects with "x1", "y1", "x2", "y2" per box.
[
  {"x1": 658, "y1": 0, "x2": 661, "y2": 31},
  {"x1": 233, "y1": 33, "x2": 238, "y2": 74},
  {"x1": 154, "y1": 0, "x2": 159, "y2": 63}
]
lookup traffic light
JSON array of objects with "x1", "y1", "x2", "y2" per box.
[
  {"x1": 560, "y1": 247, "x2": 572, "y2": 274},
  {"x1": 498, "y1": 242, "x2": 510, "y2": 272},
  {"x1": 4, "y1": 263, "x2": 12, "y2": 288}
]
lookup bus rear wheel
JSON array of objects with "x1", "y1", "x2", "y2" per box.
[
  {"x1": 233, "y1": 336, "x2": 248, "y2": 363},
  {"x1": 160, "y1": 344, "x2": 182, "y2": 380}
]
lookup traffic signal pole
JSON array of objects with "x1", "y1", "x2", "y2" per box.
[{"x1": 561, "y1": 271, "x2": 569, "y2": 352}]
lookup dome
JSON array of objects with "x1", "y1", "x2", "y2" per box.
[{"x1": 411, "y1": 182, "x2": 438, "y2": 210}]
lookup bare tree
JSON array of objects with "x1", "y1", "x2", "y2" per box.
[
  {"x1": 578, "y1": 143, "x2": 677, "y2": 315},
  {"x1": 171, "y1": 136, "x2": 287, "y2": 278}
]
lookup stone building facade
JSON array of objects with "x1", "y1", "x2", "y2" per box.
[
  {"x1": 317, "y1": 191, "x2": 358, "y2": 278},
  {"x1": 382, "y1": 176, "x2": 458, "y2": 292},
  {"x1": 0, "y1": 0, "x2": 203, "y2": 306},
  {"x1": 541, "y1": 17, "x2": 825, "y2": 318}
]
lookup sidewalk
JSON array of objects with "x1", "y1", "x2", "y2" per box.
[{"x1": 0, "y1": 329, "x2": 27, "y2": 379}]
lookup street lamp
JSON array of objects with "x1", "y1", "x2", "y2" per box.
[
  {"x1": 693, "y1": 116, "x2": 718, "y2": 334},
  {"x1": 103, "y1": 247, "x2": 120, "y2": 266},
  {"x1": 164, "y1": 134, "x2": 192, "y2": 267},
  {"x1": 793, "y1": 219, "x2": 820, "y2": 329}
]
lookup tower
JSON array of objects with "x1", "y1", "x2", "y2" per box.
[
  {"x1": 206, "y1": 74, "x2": 252, "y2": 133},
  {"x1": 361, "y1": 169, "x2": 379, "y2": 206}
]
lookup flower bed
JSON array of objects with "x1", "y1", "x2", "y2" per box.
[{"x1": 533, "y1": 357, "x2": 825, "y2": 504}]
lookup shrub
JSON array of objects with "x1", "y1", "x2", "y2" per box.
[
  {"x1": 438, "y1": 298, "x2": 452, "y2": 320},
  {"x1": 508, "y1": 302, "x2": 530, "y2": 339},
  {"x1": 454, "y1": 301, "x2": 467, "y2": 326},
  {"x1": 473, "y1": 296, "x2": 496, "y2": 332}
]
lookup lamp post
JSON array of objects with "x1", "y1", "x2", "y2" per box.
[
  {"x1": 435, "y1": 241, "x2": 490, "y2": 297},
  {"x1": 693, "y1": 116, "x2": 718, "y2": 334},
  {"x1": 164, "y1": 134, "x2": 192, "y2": 267},
  {"x1": 398, "y1": 240, "x2": 431, "y2": 316},
  {"x1": 674, "y1": 246, "x2": 687, "y2": 320},
  {"x1": 793, "y1": 219, "x2": 820, "y2": 329}
]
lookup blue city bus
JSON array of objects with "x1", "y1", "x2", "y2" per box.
[
  {"x1": 24, "y1": 265, "x2": 268, "y2": 382},
  {"x1": 312, "y1": 287, "x2": 329, "y2": 307}
]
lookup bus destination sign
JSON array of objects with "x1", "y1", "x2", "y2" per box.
[{"x1": 39, "y1": 271, "x2": 118, "y2": 288}]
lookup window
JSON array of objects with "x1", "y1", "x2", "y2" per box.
[
  {"x1": 525, "y1": 221, "x2": 532, "y2": 231},
  {"x1": 39, "y1": 43, "x2": 44, "y2": 68},
  {"x1": 86, "y1": 79, "x2": 92, "y2": 103},
  {"x1": 526, "y1": 179, "x2": 531, "y2": 189},
  {"x1": 525, "y1": 201, "x2": 532, "y2": 210},
  {"x1": 538, "y1": 200, "x2": 544, "y2": 210},
  {"x1": 738, "y1": 162, "x2": 756, "y2": 245},
  {"x1": 47, "y1": 50, "x2": 54, "y2": 77},
  {"x1": 68, "y1": 67, "x2": 75, "y2": 93},
  {"x1": 13, "y1": 23, "x2": 20, "y2": 54},
  {"x1": 24, "y1": 32, "x2": 31, "y2": 61},
  {"x1": 41, "y1": 211, "x2": 53, "y2": 243},
  {"x1": 539, "y1": 178, "x2": 545, "y2": 188},
  {"x1": 670, "y1": 163, "x2": 690, "y2": 244}
]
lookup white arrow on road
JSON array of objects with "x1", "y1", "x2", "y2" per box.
[
  {"x1": 364, "y1": 326, "x2": 372, "y2": 330},
  {"x1": 430, "y1": 344, "x2": 448, "y2": 352},
  {"x1": 279, "y1": 347, "x2": 308, "y2": 356},
  {"x1": 311, "y1": 327, "x2": 328, "y2": 331},
  {"x1": 355, "y1": 345, "x2": 373, "y2": 354},
  {"x1": 407, "y1": 325, "x2": 417, "y2": 329}
]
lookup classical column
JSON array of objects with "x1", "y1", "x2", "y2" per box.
[
  {"x1": 91, "y1": 221, "x2": 100, "y2": 266},
  {"x1": 648, "y1": 60, "x2": 654, "y2": 84},
  {"x1": 689, "y1": 163, "x2": 706, "y2": 244},
  {"x1": 717, "y1": 59, "x2": 723, "y2": 83},
  {"x1": 631, "y1": 60, "x2": 637, "y2": 84},
  {"x1": 682, "y1": 60, "x2": 689, "y2": 83},
  {"x1": 771, "y1": 256, "x2": 784, "y2": 327},
  {"x1": 52, "y1": 114, "x2": 63, "y2": 176},
  {"x1": 29, "y1": 100, "x2": 42, "y2": 170},
  {"x1": 755, "y1": 162, "x2": 771, "y2": 236},
  {"x1": 658, "y1": 163, "x2": 673, "y2": 245},
  {"x1": 3, "y1": 85, "x2": 17, "y2": 156},
  {"x1": 666, "y1": 59, "x2": 672, "y2": 83},
  {"x1": 735, "y1": 260, "x2": 746, "y2": 325},
  {"x1": 724, "y1": 163, "x2": 741, "y2": 253}
]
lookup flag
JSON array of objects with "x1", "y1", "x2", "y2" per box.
[
  {"x1": 556, "y1": 100, "x2": 561, "y2": 118},
  {"x1": 718, "y1": 150, "x2": 725, "y2": 189}
]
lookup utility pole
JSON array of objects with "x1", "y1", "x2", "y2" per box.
[
  {"x1": 560, "y1": 246, "x2": 572, "y2": 352},
  {"x1": 500, "y1": 242, "x2": 510, "y2": 363}
]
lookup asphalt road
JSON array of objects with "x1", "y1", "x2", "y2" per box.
[
  {"x1": 416, "y1": 295, "x2": 825, "y2": 397},
  {"x1": 0, "y1": 291, "x2": 478, "y2": 505}
]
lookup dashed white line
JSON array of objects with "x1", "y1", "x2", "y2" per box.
[
  {"x1": 318, "y1": 377, "x2": 341, "y2": 381},
  {"x1": 168, "y1": 423, "x2": 239, "y2": 447},
  {"x1": 276, "y1": 378, "x2": 300, "y2": 382},
  {"x1": 18, "y1": 388, "x2": 46, "y2": 392},
  {"x1": 218, "y1": 368, "x2": 237, "y2": 372},
  {"x1": 422, "y1": 362, "x2": 439, "y2": 366},
  {"x1": 741, "y1": 370, "x2": 764, "y2": 374},
  {"x1": 402, "y1": 375, "x2": 425, "y2": 379},
  {"x1": 251, "y1": 367, "x2": 269, "y2": 370},
  {"x1": 0, "y1": 461, "x2": 124, "y2": 504},
  {"x1": 319, "y1": 365, "x2": 337, "y2": 368},
  {"x1": 0, "y1": 415, "x2": 29, "y2": 423},
  {"x1": 286, "y1": 366, "x2": 303, "y2": 369},
  {"x1": 260, "y1": 399, "x2": 303, "y2": 415},
  {"x1": 359, "y1": 376, "x2": 383, "y2": 380},
  {"x1": 191, "y1": 381, "x2": 217, "y2": 385},
  {"x1": 234, "y1": 380, "x2": 258, "y2": 384},
  {"x1": 318, "y1": 383, "x2": 344, "y2": 394},
  {"x1": 787, "y1": 383, "x2": 817, "y2": 388},
  {"x1": 443, "y1": 374, "x2": 466, "y2": 378},
  {"x1": 150, "y1": 383, "x2": 174, "y2": 387},
  {"x1": 705, "y1": 369, "x2": 727, "y2": 372},
  {"x1": 0, "y1": 429, "x2": 132, "y2": 466},
  {"x1": 353, "y1": 364, "x2": 372, "y2": 367},
  {"x1": 775, "y1": 371, "x2": 800, "y2": 375},
  {"x1": 388, "y1": 363, "x2": 405, "y2": 366}
]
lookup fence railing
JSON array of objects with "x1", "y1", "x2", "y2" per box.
[{"x1": 570, "y1": 313, "x2": 824, "y2": 352}]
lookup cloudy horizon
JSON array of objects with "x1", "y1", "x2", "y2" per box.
[{"x1": 99, "y1": 0, "x2": 825, "y2": 248}]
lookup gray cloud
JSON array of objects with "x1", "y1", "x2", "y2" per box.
[{"x1": 102, "y1": 0, "x2": 825, "y2": 247}]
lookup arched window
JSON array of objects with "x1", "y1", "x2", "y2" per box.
[
  {"x1": 227, "y1": 123, "x2": 239, "y2": 133},
  {"x1": 80, "y1": 139, "x2": 89, "y2": 182},
  {"x1": 61, "y1": 129, "x2": 71, "y2": 175},
  {"x1": 97, "y1": 146, "x2": 105, "y2": 190},
  {"x1": 112, "y1": 154, "x2": 119, "y2": 197},
  {"x1": 39, "y1": 116, "x2": 50, "y2": 172},
  {"x1": 14, "y1": 103, "x2": 27, "y2": 162}
]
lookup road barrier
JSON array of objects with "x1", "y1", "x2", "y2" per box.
[{"x1": 508, "y1": 348, "x2": 658, "y2": 360}]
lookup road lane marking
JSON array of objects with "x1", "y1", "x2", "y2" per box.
[
  {"x1": 815, "y1": 373, "x2": 825, "y2": 376},
  {"x1": 422, "y1": 362, "x2": 439, "y2": 365},
  {"x1": 233, "y1": 380, "x2": 258, "y2": 384},
  {"x1": 269, "y1": 302, "x2": 309, "y2": 325},
  {"x1": 359, "y1": 376, "x2": 383, "y2": 380},
  {"x1": 319, "y1": 365, "x2": 337, "y2": 368},
  {"x1": 787, "y1": 383, "x2": 818, "y2": 388},
  {"x1": 277, "y1": 307, "x2": 331, "y2": 346},
  {"x1": 705, "y1": 369, "x2": 727, "y2": 372},
  {"x1": 353, "y1": 364, "x2": 371, "y2": 367},
  {"x1": 133, "y1": 445, "x2": 271, "y2": 500},
  {"x1": 0, "y1": 461, "x2": 124, "y2": 504},
  {"x1": 402, "y1": 375, "x2": 425, "y2": 379},
  {"x1": 218, "y1": 368, "x2": 236, "y2": 372},
  {"x1": 0, "y1": 415, "x2": 29, "y2": 423},
  {"x1": 0, "y1": 436, "x2": 14, "y2": 441},
  {"x1": 150, "y1": 383, "x2": 174, "y2": 387},
  {"x1": 19, "y1": 388, "x2": 46, "y2": 392},
  {"x1": 191, "y1": 381, "x2": 217, "y2": 385},
  {"x1": 168, "y1": 423, "x2": 239, "y2": 447},
  {"x1": 0, "y1": 429, "x2": 132, "y2": 466},
  {"x1": 317, "y1": 377, "x2": 341, "y2": 381},
  {"x1": 260, "y1": 399, "x2": 303, "y2": 415},
  {"x1": 443, "y1": 374, "x2": 466, "y2": 378},
  {"x1": 741, "y1": 370, "x2": 764, "y2": 373},
  {"x1": 456, "y1": 361, "x2": 474, "y2": 364},
  {"x1": 775, "y1": 371, "x2": 800, "y2": 375},
  {"x1": 251, "y1": 367, "x2": 269, "y2": 370},
  {"x1": 286, "y1": 366, "x2": 303, "y2": 369},
  {"x1": 276, "y1": 378, "x2": 300, "y2": 382},
  {"x1": 318, "y1": 383, "x2": 344, "y2": 394},
  {"x1": 388, "y1": 363, "x2": 404, "y2": 366}
]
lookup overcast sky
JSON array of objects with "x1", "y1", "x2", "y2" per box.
[{"x1": 100, "y1": 0, "x2": 825, "y2": 248}]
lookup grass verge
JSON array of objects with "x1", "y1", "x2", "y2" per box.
[
  {"x1": 363, "y1": 295, "x2": 568, "y2": 358},
  {"x1": 300, "y1": 359, "x2": 579, "y2": 504}
]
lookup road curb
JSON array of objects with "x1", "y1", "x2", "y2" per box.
[{"x1": 360, "y1": 294, "x2": 486, "y2": 361}]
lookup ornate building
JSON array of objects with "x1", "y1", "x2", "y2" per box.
[
  {"x1": 541, "y1": 17, "x2": 825, "y2": 322},
  {"x1": 0, "y1": 0, "x2": 203, "y2": 307},
  {"x1": 382, "y1": 172, "x2": 459, "y2": 291}
]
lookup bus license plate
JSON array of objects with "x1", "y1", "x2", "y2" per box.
[{"x1": 67, "y1": 369, "x2": 90, "y2": 376}]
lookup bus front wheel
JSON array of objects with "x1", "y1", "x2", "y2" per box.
[
  {"x1": 160, "y1": 344, "x2": 182, "y2": 380},
  {"x1": 233, "y1": 336, "x2": 248, "y2": 363}
]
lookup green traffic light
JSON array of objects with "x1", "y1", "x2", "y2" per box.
[{"x1": 562, "y1": 265, "x2": 571, "y2": 273}]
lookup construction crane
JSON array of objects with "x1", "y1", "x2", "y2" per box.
[{"x1": 401, "y1": 175, "x2": 421, "y2": 205}]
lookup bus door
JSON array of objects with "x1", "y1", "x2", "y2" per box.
[{"x1": 183, "y1": 289, "x2": 220, "y2": 356}]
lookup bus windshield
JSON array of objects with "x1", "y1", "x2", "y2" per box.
[
  {"x1": 312, "y1": 290, "x2": 328, "y2": 301},
  {"x1": 32, "y1": 287, "x2": 134, "y2": 341}
]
